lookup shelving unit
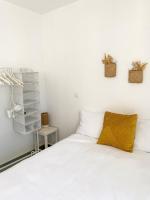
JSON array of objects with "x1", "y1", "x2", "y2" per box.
[{"x1": 13, "y1": 72, "x2": 41, "y2": 135}]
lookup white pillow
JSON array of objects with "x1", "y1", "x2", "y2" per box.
[
  {"x1": 134, "y1": 119, "x2": 150, "y2": 152},
  {"x1": 76, "y1": 110, "x2": 104, "y2": 138}
]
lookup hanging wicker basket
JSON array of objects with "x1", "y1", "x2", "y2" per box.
[
  {"x1": 105, "y1": 63, "x2": 116, "y2": 77},
  {"x1": 128, "y1": 70, "x2": 143, "y2": 83}
]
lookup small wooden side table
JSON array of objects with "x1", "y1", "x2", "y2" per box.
[{"x1": 38, "y1": 127, "x2": 58, "y2": 149}]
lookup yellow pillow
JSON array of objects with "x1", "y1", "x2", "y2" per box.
[{"x1": 97, "y1": 111, "x2": 138, "y2": 152}]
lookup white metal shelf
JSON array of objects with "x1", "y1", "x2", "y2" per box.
[
  {"x1": 13, "y1": 72, "x2": 41, "y2": 135},
  {"x1": 15, "y1": 109, "x2": 39, "y2": 117},
  {"x1": 23, "y1": 82, "x2": 39, "y2": 84},
  {"x1": 14, "y1": 115, "x2": 40, "y2": 125},
  {"x1": 24, "y1": 100, "x2": 40, "y2": 106},
  {"x1": 23, "y1": 91, "x2": 38, "y2": 94},
  {"x1": 24, "y1": 109, "x2": 39, "y2": 117},
  {"x1": 13, "y1": 116, "x2": 41, "y2": 134}
]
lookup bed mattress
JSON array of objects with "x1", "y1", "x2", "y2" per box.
[{"x1": 0, "y1": 133, "x2": 150, "y2": 200}]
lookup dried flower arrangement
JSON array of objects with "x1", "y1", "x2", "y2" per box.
[
  {"x1": 131, "y1": 61, "x2": 148, "y2": 71},
  {"x1": 102, "y1": 54, "x2": 116, "y2": 77},
  {"x1": 102, "y1": 54, "x2": 115, "y2": 65},
  {"x1": 129, "y1": 61, "x2": 148, "y2": 83}
]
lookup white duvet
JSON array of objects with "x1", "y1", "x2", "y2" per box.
[{"x1": 0, "y1": 134, "x2": 150, "y2": 200}]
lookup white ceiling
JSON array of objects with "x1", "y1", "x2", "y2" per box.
[{"x1": 4, "y1": 0, "x2": 78, "y2": 14}]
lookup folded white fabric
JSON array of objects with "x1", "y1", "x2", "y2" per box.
[
  {"x1": 76, "y1": 110, "x2": 104, "y2": 138},
  {"x1": 134, "y1": 119, "x2": 150, "y2": 152}
]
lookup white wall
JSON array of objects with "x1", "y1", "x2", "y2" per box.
[
  {"x1": 42, "y1": 0, "x2": 150, "y2": 139},
  {"x1": 0, "y1": 0, "x2": 47, "y2": 164}
]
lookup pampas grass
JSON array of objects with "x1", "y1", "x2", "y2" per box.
[
  {"x1": 131, "y1": 61, "x2": 148, "y2": 71},
  {"x1": 102, "y1": 54, "x2": 115, "y2": 65}
]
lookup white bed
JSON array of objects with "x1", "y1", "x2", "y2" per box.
[{"x1": 0, "y1": 133, "x2": 150, "y2": 200}]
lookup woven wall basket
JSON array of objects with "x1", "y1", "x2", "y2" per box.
[
  {"x1": 105, "y1": 63, "x2": 116, "y2": 77},
  {"x1": 128, "y1": 70, "x2": 143, "y2": 83}
]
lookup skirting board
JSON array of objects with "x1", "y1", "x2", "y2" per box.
[{"x1": 0, "y1": 145, "x2": 48, "y2": 172}]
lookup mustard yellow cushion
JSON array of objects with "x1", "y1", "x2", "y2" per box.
[{"x1": 97, "y1": 112, "x2": 138, "y2": 152}]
